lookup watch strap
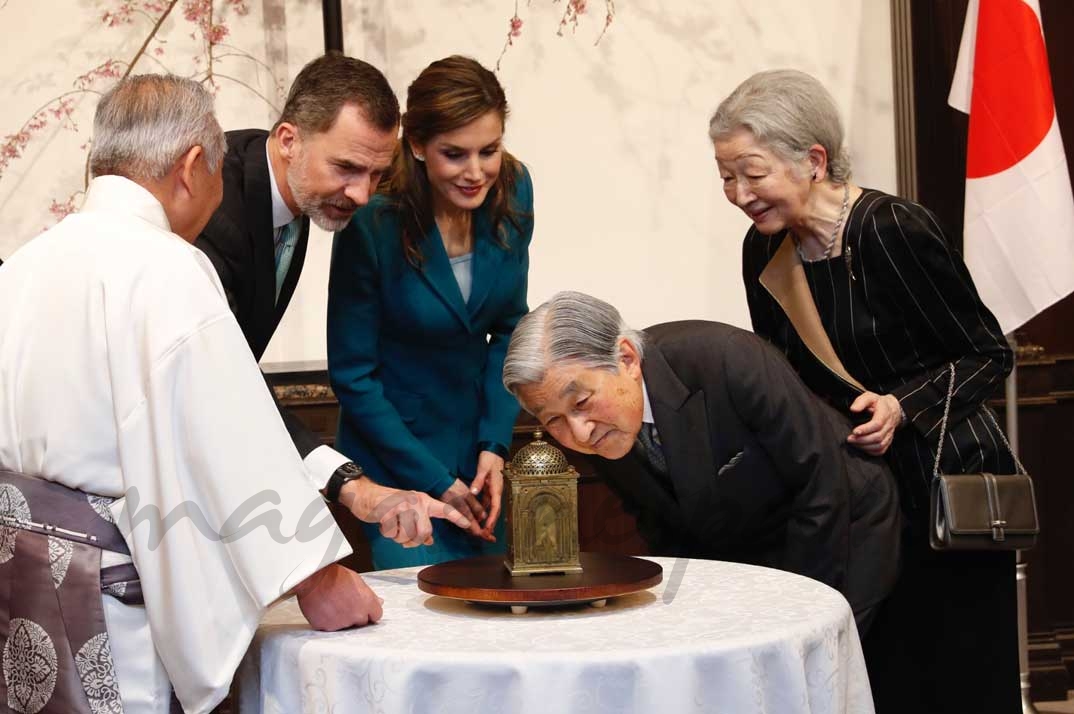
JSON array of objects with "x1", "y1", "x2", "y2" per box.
[{"x1": 325, "y1": 463, "x2": 364, "y2": 503}]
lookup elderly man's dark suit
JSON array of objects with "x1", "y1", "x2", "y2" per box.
[
  {"x1": 598, "y1": 321, "x2": 901, "y2": 620},
  {"x1": 195, "y1": 129, "x2": 318, "y2": 456}
]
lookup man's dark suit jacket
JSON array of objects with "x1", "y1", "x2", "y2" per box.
[
  {"x1": 195, "y1": 129, "x2": 319, "y2": 457},
  {"x1": 598, "y1": 320, "x2": 901, "y2": 617}
]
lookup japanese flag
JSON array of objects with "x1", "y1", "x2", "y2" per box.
[{"x1": 948, "y1": 0, "x2": 1074, "y2": 334}]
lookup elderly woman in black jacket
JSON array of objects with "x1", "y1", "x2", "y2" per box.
[{"x1": 711, "y1": 68, "x2": 1017, "y2": 714}]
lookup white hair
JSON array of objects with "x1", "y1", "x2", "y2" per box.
[
  {"x1": 503, "y1": 291, "x2": 646, "y2": 401},
  {"x1": 708, "y1": 69, "x2": 852, "y2": 183},
  {"x1": 89, "y1": 74, "x2": 226, "y2": 182}
]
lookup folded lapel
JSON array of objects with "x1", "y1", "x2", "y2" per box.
[
  {"x1": 466, "y1": 211, "x2": 507, "y2": 318},
  {"x1": 419, "y1": 223, "x2": 472, "y2": 332},
  {"x1": 642, "y1": 348, "x2": 719, "y2": 533},
  {"x1": 759, "y1": 236, "x2": 865, "y2": 392},
  {"x1": 243, "y1": 136, "x2": 280, "y2": 357}
]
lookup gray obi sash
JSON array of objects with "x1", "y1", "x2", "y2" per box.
[{"x1": 0, "y1": 469, "x2": 141, "y2": 714}]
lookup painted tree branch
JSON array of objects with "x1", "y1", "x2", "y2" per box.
[
  {"x1": 496, "y1": 0, "x2": 616, "y2": 71},
  {"x1": 2, "y1": 0, "x2": 270, "y2": 231},
  {"x1": 121, "y1": 0, "x2": 180, "y2": 82}
]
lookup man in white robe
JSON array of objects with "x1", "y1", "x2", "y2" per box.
[{"x1": 0, "y1": 75, "x2": 466, "y2": 714}]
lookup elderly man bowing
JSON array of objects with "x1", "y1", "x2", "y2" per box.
[
  {"x1": 0, "y1": 75, "x2": 466, "y2": 714},
  {"x1": 502, "y1": 291, "x2": 901, "y2": 632}
]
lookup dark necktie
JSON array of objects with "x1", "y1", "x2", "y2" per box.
[
  {"x1": 274, "y1": 218, "x2": 300, "y2": 304},
  {"x1": 636, "y1": 422, "x2": 668, "y2": 477}
]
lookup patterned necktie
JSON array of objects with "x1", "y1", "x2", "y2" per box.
[
  {"x1": 636, "y1": 422, "x2": 668, "y2": 477},
  {"x1": 274, "y1": 218, "x2": 300, "y2": 304}
]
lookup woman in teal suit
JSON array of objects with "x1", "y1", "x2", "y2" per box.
[{"x1": 328, "y1": 56, "x2": 533, "y2": 568}]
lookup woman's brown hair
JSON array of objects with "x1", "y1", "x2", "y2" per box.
[{"x1": 382, "y1": 55, "x2": 526, "y2": 267}]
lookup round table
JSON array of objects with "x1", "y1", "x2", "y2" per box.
[{"x1": 237, "y1": 557, "x2": 874, "y2": 714}]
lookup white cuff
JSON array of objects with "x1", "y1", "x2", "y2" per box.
[{"x1": 303, "y1": 445, "x2": 352, "y2": 491}]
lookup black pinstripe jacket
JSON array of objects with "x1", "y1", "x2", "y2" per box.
[{"x1": 744, "y1": 189, "x2": 1015, "y2": 518}]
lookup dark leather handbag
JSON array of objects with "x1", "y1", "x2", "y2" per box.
[{"x1": 929, "y1": 363, "x2": 1039, "y2": 551}]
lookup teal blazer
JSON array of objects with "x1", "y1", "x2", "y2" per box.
[{"x1": 327, "y1": 166, "x2": 533, "y2": 499}]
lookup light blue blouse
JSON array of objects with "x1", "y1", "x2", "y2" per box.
[{"x1": 449, "y1": 252, "x2": 474, "y2": 303}]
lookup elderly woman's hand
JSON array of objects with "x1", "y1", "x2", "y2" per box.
[{"x1": 846, "y1": 392, "x2": 903, "y2": 456}]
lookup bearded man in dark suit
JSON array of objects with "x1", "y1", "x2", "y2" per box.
[
  {"x1": 502, "y1": 291, "x2": 902, "y2": 632},
  {"x1": 196, "y1": 54, "x2": 440, "y2": 532}
]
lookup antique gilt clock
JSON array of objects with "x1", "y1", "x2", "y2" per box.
[{"x1": 503, "y1": 431, "x2": 582, "y2": 576}]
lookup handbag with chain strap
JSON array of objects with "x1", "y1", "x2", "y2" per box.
[{"x1": 929, "y1": 363, "x2": 1039, "y2": 551}]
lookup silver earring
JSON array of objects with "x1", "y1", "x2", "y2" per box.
[{"x1": 414, "y1": 153, "x2": 425, "y2": 162}]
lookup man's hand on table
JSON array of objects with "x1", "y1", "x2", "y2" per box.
[
  {"x1": 339, "y1": 476, "x2": 472, "y2": 547},
  {"x1": 293, "y1": 564, "x2": 383, "y2": 630}
]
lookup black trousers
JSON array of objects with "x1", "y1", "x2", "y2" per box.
[{"x1": 862, "y1": 535, "x2": 1020, "y2": 714}]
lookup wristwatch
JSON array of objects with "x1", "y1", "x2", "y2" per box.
[{"x1": 324, "y1": 462, "x2": 364, "y2": 503}]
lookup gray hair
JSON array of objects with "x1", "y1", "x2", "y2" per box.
[
  {"x1": 708, "y1": 69, "x2": 852, "y2": 183},
  {"x1": 503, "y1": 291, "x2": 646, "y2": 400},
  {"x1": 90, "y1": 74, "x2": 227, "y2": 182}
]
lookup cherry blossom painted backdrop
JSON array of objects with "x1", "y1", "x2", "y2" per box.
[
  {"x1": 0, "y1": 0, "x2": 896, "y2": 365},
  {"x1": 0, "y1": 0, "x2": 327, "y2": 249}
]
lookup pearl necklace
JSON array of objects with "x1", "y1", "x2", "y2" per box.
[{"x1": 794, "y1": 183, "x2": 850, "y2": 263}]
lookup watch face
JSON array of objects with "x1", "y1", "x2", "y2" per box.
[{"x1": 338, "y1": 462, "x2": 362, "y2": 478}]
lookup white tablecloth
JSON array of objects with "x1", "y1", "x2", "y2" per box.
[{"x1": 237, "y1": 557, "x2": 874, "y2": 714}]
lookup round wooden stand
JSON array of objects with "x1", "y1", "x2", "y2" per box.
[{"x1": 417, "y1": 552, "x2": 663, "y2": 613}]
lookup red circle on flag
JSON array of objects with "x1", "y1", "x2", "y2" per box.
[{"x1": 967, "y1": 0, "x2": 1055, "y2": 178}]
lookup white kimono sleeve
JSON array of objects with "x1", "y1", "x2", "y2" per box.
[{"x1": 112, "y1": 311, "x2": 352, "y2": 714}]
